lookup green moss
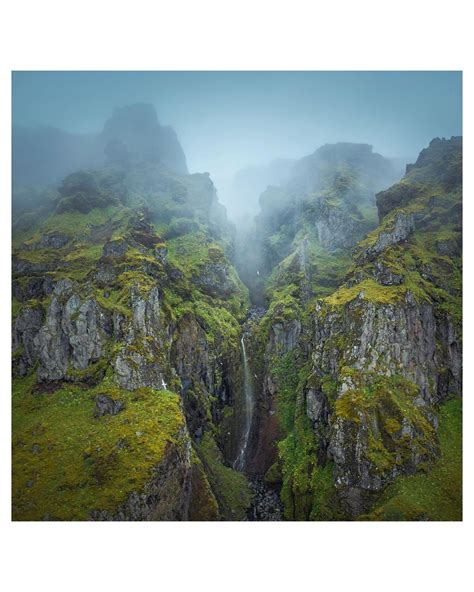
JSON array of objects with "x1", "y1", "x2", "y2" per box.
[
  {"x1": 335, "y1": 373, "x2": 437, "y2": 476},
  {"x1": 12, "y1": 375, "x2": 185, "y2": 520},
  {"x1": 197, "y1": 433, "x2": 251, "y2": 520},
  {"x1": 362, "y1": 397, "x2": 462, "y2": 521},
  {"x1": 261, "y1": 283, "x2": 301, "y2": 334},
  {"x1": 384, "y1": 417, "x2": 402, "y2": 435},
  {"x1": 94, "y1": 289, "x2": 132, "y2": 319},
  {"x1": 266, "y1": 234, "x2": 353, "y2": 303},
  {"x1": 269, "y1": 352, "x2": 340, "y2": 520},
  {"x1": 325, "y1": 278, "x2": 406, "y2": 306},
  {"x1": 165, "y1": 230, "x2": 249, "y2": 319},
  {"x1": 167, "y1": 231, "x2": 213, "y2": 272},
  {"x1": 194, "y1": 301, "x2": 240, "y2": 346},
  {"x1": 64, "y1": 358, "x2": 109, "y2": 382},
  {"x1": 115, "y1": 270, "x2": 156, "y2": 297},
  {"x1": 63, "y1": 243, "x2": 103, "y2": 269},
  {"x1": 12, "y1": 298, "x2": 22, "y2": 319},
  {"x1": 309, "y1": 463, "x2": 343, "y2": 520},
  {"x1": 264, "y1": 461, "x2": 282, "y2": 486},
  {"x1": 188, "y1": 450, "x2": 220, "y2": 521},
  {"x1": 42, "y1": 206, "x2": 123, "y2": 236}
]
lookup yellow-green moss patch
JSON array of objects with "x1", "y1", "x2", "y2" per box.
[{"x1": 12, "y1": 376, "x2": 185, "y2": 520}]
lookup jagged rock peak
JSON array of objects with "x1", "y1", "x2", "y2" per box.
[
  {"x1": 406, "y1": 136, "x2": 462, "y2": 175},
  {"x1": 376, "y1": 136, "x2": 462, "y2": 221}
]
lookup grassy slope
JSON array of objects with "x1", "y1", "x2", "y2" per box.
[{"x1": 12, "y1": 375, "x2": 185, "y2": 520}]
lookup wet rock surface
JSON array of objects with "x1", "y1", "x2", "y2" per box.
[{"x1": 246, "y1": 476, "x2": 283, "y2": 521}]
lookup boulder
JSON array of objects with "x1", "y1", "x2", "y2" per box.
[
  {"x1": 94, "y1": 394, "x2": 125, "y2": 417},
  {"x1": 102, "y1": 238, "x2": 128, "y2": 259}
]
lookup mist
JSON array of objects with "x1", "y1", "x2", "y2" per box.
[{"x1": 12, "y1": 71, "x2": 461, "y2": 223}]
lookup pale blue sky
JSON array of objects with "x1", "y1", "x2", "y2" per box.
[{"x1": 13, "y1": 71, "x2": 462, "y2": 179}]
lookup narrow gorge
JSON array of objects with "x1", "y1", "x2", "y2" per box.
[{"x1": 12, "y1": 104, "x2": 462, "y2": 521}]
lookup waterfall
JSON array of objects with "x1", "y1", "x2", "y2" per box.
[{"x1": 233, "y1": 335, "x2": 255, "y2": 472}]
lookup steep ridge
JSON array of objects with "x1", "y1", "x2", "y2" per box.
[
  {"x1": 241, "y1": 143, "x2": 399, "y2": 473},
  {"x1": 250, "y1": 137, "x2": 462, "y2": 520},
  {"x1": 12, "y1": 120, "x2": 251, "y2": 520}
]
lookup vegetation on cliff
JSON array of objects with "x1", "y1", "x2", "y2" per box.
[
  {"x1": 12, "y1": 125, "x2": 251, "y2": 521},
  {"x1": 251, "y1": 137, "x2": 462, "y2": 520},
  {"x1": 12, "y1": 126, "x2": 462, "y2": 521}
]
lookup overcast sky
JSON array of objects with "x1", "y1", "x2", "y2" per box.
[{"x1": 13, "y1": 71, "x2": 462, "y2": 182}]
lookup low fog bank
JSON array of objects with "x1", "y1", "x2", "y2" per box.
[
  {"x1": 216, "y1": 147, "x2": 411, "y2": 229},
  {"x1": 213, "y1": 158, "x2": 295, "y2": 225},
  {"x1": 12, "y1": 102, "x2": 413, "y2": 233},
  {"x1": 229, "y1": 142, "x2": 410, "y2": 304},
  {"x1": 12, "y1": 103, "x2": 188, "y2": 189},
  {"x1": 13, "y1": 71, "x2": 461, "y2": 227},
  {"x1": 9, "y1": 98, "x2": 445, "y2": 312}
]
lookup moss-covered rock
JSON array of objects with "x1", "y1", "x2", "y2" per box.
[
  {"x1": 12, "y1": 377, "x2": 190, "y2": 520},
  {"x1": 12, "y1": 153, "x2": 250, "y2": 521},
  {"x1": 255, "y1": 137, "x2": 462, "y2": 521}
]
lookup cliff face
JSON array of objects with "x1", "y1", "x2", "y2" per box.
[
  {"x1": 12, "y1": 150, "x2": 250, "y2": 520},
  {"x1": 251, "y1": 137, "x2": 462, "y2": 520},
  {"x1": 12, "y1": 133, "x2": 462, "y2": 521}
]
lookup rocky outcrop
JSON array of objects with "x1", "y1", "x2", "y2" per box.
[
  {"x1": 311, "y1": 295, "x2": 460, "y2": 405},
  {"x1": 356, "y1": 211, "x2": 415, "y2": 262},
  {"x1": 12, "y1": 275, "x2": 54, "y2": 302},
  {"x1": 314, "y1": 201, "x2": 368, "y2": 251},
  {"x1": 255, "y1": 136, "x2": 462, "y2": 520},
  {"x1": 376, "y1": 136, "x2": 462, "y2": 220},
  {"x1": 93, "y1": 394, "x2": 125, "y2": 417},
  {"x1": 248, "y1": 313, "x2": 304, "y2": 475},
  {"x1": 244, "y1": 142, "x2": 398, "y2": 304},
  {"x1": 14, "y1": 277, "x2": 169, "y2": 389},
  {"x1": 305, "y1": 386, "x2": 331, "y2": 464},
  {"x1": 23, "y1": 231, "x2": 69, "y2": 250},
  {"x1": 12, "y1": 110, "x2": 250, "y2": 523},
  {"x1": 193, "y1": 259, "x2": 238, "y2": 299},
  {"x1": 113, "y1": 287, "x2": 171, "y2": 391},
  {"x1": 265, "y1": 319, "x2": 301, "y2": 356},
  {"x1": 91, "y1": 430, "x2": 193, "y2": 521},
  {"x1": 102, "y1": 238, "x2": 128, "y2": 259},
  {"x1": 376, "y1": 183, "x2": 421, "y2": 222},
  {"x1": 13, "y1": 304, "x2": 45, "y2": 376},
  {"x1": 29, "y1": 280, "x2": 111, "y2": 381},
  {"x1": 306, "y1": 294, "x2": 461, "y2": 514}
]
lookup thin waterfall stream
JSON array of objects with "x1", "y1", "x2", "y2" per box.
[
  {"x1": 232, "y1": 309, "x2": 283, "y2": 520},
  {"x1": 233, "y1": 335, "x2": 255, "y2": 472}
]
